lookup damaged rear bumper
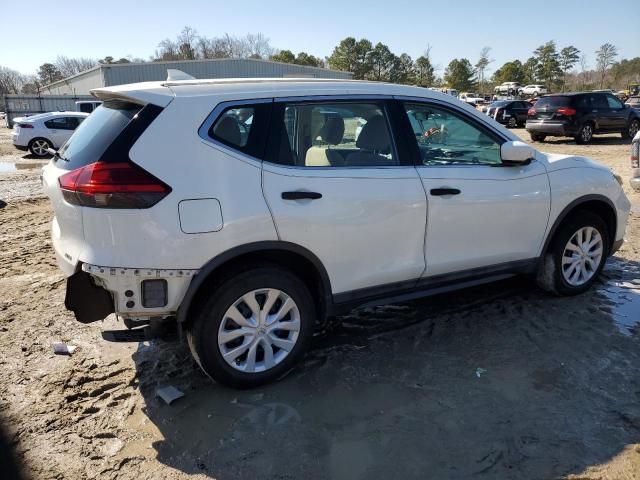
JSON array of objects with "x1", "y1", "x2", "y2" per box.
[{"x1": 65, "y1": 264, "x2": 198, "y2": 323}]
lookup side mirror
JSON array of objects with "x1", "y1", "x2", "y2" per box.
[{"x1": 501, "y1": 140, "x2": 534, "y2": 166}]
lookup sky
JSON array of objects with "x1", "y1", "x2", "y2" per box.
[{"x1": 2, "y1": 0, "x2": 639, "y2": 76}]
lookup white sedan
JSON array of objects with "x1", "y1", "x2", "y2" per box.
[{"x1": 11, "y1": 111, "x2": 89, "y2": 157}]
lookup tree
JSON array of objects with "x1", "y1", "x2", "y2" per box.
[
  {"x1": 0, "y1": 66, "x2": 27, "y2": 95},
  {"x1": 38, "y1": 63, "x2": 62, "y2": 85},
  {"x1": 444, "y1": 58, "x2": 475, "y2": 91},
  {"x1": 533, "y1": 41, "x2": 562, "y2": 89},
  {"x1": 492, "y1": 60, "x2": 525, "y2": 85},
  {"x1": 294, "y1": 52, "x2": 322, "y2": 67},
  {"x1": 271, "y1": 49, "x2": 295, "y2": 64},
  {"x1": 55, "y1": 56, "x2": 97, "y2": 77},
  {"x1": 559, "y1": 46, "x2": 580, "y2": 91},
  {"x1": 595, "y1": 43, "x2": 618, "y2": 88},
  {"x1": 327, "y1": 37, "x2": 373, "y2": 80},
  {"x1": 392, "y1": 53, "x2": 414, "y2": 84},
  {"x1": 523, "y1": 57, "x2": 539, "y2": 84},
  {"x1": 414, "y1": 47, "x2": 435, "y2": 87},
  {"x1": 368, "y1": 43, "x2": 396, "y2": 81},
  {"x1": 610, "y1": 57, "x2": 640, "y2": 89},
  {"x1": 475, "y1": 47, "x2": 493, "y2": 93}
]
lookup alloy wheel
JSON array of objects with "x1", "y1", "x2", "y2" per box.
[
  {"x1": 218, "y1": 288, "x2": 300, "y2": 373},
  {"x1": 31, "y1": 140, "x2": 50, "y2": 156},
  {"x1": 580, "y1": 124, "x2": 593, "y2": 143},
  {"x1": 561, "y1": 226, "x2": 603, "y2": 286},
  {"x1": 508, "y1": 117, "x2": 517, "y2": 128},
  {"x1": 630, "y1": 121, "x2": 639, "y2": 139}
]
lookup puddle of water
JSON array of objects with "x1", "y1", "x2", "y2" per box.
[
  {"x1": 599, "y1": 279, "x2": 640, "y2": 335},
  {"x1": 0, "y1": 163, "x2": 16, "y2": 173},
  {"x1": 0, "y1": 162, "x2": 43, "y2": 173}
]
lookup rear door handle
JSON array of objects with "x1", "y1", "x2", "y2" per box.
[
  {"x1": 430, "y1": 188, "x2": 461, "y2": 196},
  {"x1": 281, "y1": 191, "x2": 322, "y2": 200}
]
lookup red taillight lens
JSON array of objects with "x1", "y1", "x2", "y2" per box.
[
  {"x1": 18, "y1": 123, "x2": 33, "y2": 128},
  {"x1": 557, "y1": 107, "x2": 577, "y2": 116},
  {"x1": 528, "y1": 108, "x2": 536, "y2": 116},
  {"x1": 59, "y1": 162, "x2": 171, "y2": 208}
]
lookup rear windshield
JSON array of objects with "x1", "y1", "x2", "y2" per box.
[
  {"x1": 534, "y1": 96, "x2": 572, "y2": 108},
  {"x1": 56, "y1": 100, "x2": 141, "y2": 170}
]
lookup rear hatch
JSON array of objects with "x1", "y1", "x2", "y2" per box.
[
  {"x1": 528, "y1": 96, "x2": 575, "y2": 122},
  {"x1": 41, "y1": 100, "x2": 156, "y2": 276}
]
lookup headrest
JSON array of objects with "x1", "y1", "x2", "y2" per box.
[
  {"x1": 318, "y1": 116, "x2": 345, "y2": 145},
  {"x1": 213, "y1": 116, "x2": 241, "y2": 146},
  {"x1": 356, "y1": 115, "x2": 390, "y2": 152}
]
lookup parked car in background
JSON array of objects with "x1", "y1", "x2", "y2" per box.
[
  {"x1": 519, "y1": 85, "x2": 548, "y2": 96},
  {"x1": 459, "y1": 92, "x2": 485, "y2": 106},
  {"x1": 494, "y1": 82, "x2": 521, "y2": 94},
  {"x1": 75, "y1": 100, "x2": 102, "y2": 113},
  {"x1": 486, "y1": 100, "x2": 533, "y2": 127},
  {"x1": 626, "y1": 96, "x2": 640, "y2": 111},
  {"x1": 631, "y1": 131, "x2": 640, "y2": 192},
  {"x1": 42, "y1": 78, "x2": 630, "y2": 388},
  {"x1": 526, "y1": 92, "x2": 640, "y2": 144},
  {"x1": 11, "y1": 111, "x2": 89, "y2": 156}
]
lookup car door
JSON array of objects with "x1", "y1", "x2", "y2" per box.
[
  {"x1": 604, "y1": 94, "x2": 628, "y2": 131},
  {"x1": 589, "y1": 94, "x2": 611, "y2": 131},
  {"x1": 261, "y1": 98, "x2": 428, "y2": 296},
  {"x1": 399, "y1": 99, "x2": 551, "y2": 277},
  {"x1": 43, "y1": 117, "x2": 69, "y2": 147}
]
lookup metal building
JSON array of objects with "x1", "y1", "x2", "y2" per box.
[{"x1": 40, "y1": 58, "x2": 352, "y2": 95}]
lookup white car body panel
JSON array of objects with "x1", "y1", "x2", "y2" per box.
[
  {"x1": 262, "y1": 164, "x2": 427, "y2": 293},
  {"x1": 39, "y1": 79, "x2": 630, "y2": 321},
  {"x1": 418, "y1": 159, "x2": 551, "y2": 275}
]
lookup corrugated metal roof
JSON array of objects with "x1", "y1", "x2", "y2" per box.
[{"x1": 41, "y1": 58, "x2": 352, "y2": 92}]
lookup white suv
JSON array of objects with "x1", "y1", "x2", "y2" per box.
[
  {"x1": 42, "y1": 79, "x2": 631, "y2": 388},
  {"x1": 520, "y1": 84, "x2": 548, "y2": 96}
]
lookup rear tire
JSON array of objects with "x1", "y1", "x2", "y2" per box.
[
  {"x1": 507, "y1": 117, "x2": 517, "y2": 128},
  {"x1": 28, "y1": 138, "x2": 52, "y2": 157},
  {"x1": 575, "y1": 123, "x2": 594, "y2": 144},
  {"x1": 530, "y1": 132, "x2": 546, "y2": 142},
  {"x1": 536, "y1": 211, "x2": 609, "y2": 296},
  {"x1": 187, "y1": 266, "x2": 315, "y2": 388}
]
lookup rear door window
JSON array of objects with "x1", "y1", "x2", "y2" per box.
[{"x1": 590, "y1": 94, "x2": 609, "y2": 110}]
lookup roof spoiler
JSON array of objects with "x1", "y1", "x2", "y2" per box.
[{"x1": 166, "y1": 69, "x2": 195, "y2": 81}]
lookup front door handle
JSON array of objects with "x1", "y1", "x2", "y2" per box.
[
  {"x1": 281, "y1": 191, "x2": 322, "y2": 200},
  {"x1": 430, "y1": 188, "x2": 461, "y2": 196}
]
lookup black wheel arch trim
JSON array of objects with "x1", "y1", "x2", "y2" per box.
[
  {"x1": 540, "y1": 194, "x2": 617, "y2": 259},
  {"x1": 176, "y1": 241, "x2": 332, "y2": 324}
]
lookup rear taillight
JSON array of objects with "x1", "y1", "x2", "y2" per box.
[
  {"x1": 18, "y1": 123, "x2": 33, "y2": 128},
  {"x1": 557, "y1": 107, "x2": 577, "y2": 116},
  {"x1": 59, "y1": 162, "x2": 171, "y2": 209},
  {"x1": 528, "y1": 108, "x2": 536, "y2": 116}
]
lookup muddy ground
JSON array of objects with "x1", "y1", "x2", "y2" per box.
[{"x1": 1, "y1": 127, "x2": 639, "y2": 480}]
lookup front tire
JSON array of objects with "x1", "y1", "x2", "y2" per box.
[
  {"x1": 536, "y1": 211, "x2": 609, "y2": 296},
  {"x1": 28, "y1": 138, "x2": 52, "y2": 157},
  {"x1": 622, "y1": 119, "x2": 639, "y2": 140},
  {"x1": 507, "y1": 117, "x2": 517, "y2": 128},
  {"x1": 187, "y1": 266, "x2": 315, "y2": 388}
]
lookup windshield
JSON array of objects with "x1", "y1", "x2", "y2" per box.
[{"x1": 57, "y1": 100, "x2": 141, "y2": 170}]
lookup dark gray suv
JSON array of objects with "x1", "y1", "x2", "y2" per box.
[{"x1": 526, "y1": 92, "x2": 640, "y2": 144}]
